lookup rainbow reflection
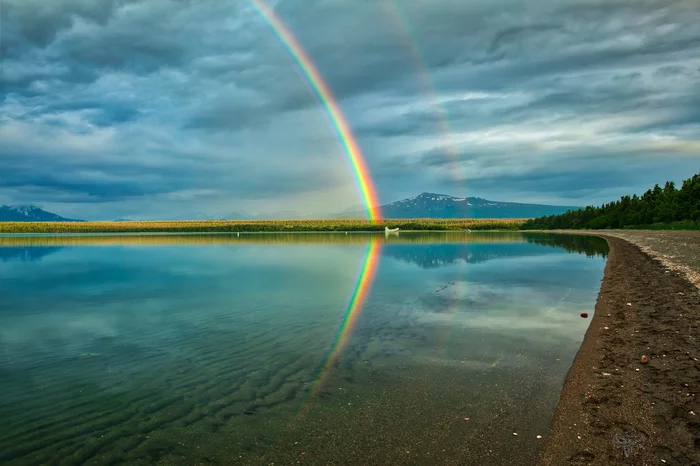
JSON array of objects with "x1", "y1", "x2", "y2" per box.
[{"x1": 303, "y1": 239, "x2": 382, "y2": 402}]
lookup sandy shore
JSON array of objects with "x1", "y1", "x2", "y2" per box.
[
  {"x1": 601, "y1": 231, "x2": 700, "y2": 290},
  {"x1": 539, "y1": 231, "x2": 700, "y2": 465}
]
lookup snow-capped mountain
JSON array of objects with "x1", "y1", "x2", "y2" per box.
[
  {"x1": 0, "y1": 205, "x2": 82, "y2": 222},
  {"x1": 339, "y1": 193, "x2": 578, "y2": 219}
]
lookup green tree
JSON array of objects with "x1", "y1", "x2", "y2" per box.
[{"x1": 521, "y1": 173, "x2": 700, "y2": 230}]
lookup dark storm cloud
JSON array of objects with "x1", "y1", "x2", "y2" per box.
[
  {"x1": 31, "y1": 101, "x2": 143, "y2": 126},
  {"x1": 0, "y1": 146, "x2": 196, "y2": 202},
  {"x1": 2, "y1": 0, "x2": 243, "y2": 98},
  {"x1": 3, "y1": 0, "x2": 129, "y2": 50},
  {"x1": 487, "y1": 24, "x2": 563, "y2": 55},
  {"x1": 6, "y1": 0, "x2": 698, "y2": 118},
  {"x1": 355, "y1": 112, "x2": 434, "y2": 138},
  {"x1": 460, "y1": 156, "x2": 700, "y2": 200},
  {"x1": 1, "y1": 0, "x2": 699, "y2": 217},
  {"x1": 463, "y1": 162, "x2": 647, "y2": 197},
  {"x1": 0, "y1": 134, "x2": 346, "y2": 204}
]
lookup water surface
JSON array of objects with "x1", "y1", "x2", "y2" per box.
[{"x1": 0, "y1": 232, "x2": 607, "y2": 465}]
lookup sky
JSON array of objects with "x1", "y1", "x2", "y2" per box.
[{"x1": 2, "y1": 0, "x2": 700, "y2": 220}]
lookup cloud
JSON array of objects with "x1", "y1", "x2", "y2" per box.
[{"x1": 1, "y1": 0, "x2": 699, "y2": 218}]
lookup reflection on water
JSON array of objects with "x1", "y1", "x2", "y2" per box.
[
  {"x1": 523, "y1": 233, "x2": 609, "y2": 258},
  {"x1": 0, "y1": 231, "x2": 527, "y2": 247},
  {"x1": 0, "y1": 246, "x2": 64, "y2": 262},
  {"x1": 0, "y1": 233, "x2": 607, "y2": 465}
]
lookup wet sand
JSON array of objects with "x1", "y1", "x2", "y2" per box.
[{"x1": 539, "y1": 231, "x2": 700, "y2": 465}]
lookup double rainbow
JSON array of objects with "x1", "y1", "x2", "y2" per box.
[{"x1": 250, "y1": 0, "x2": 381, "y2": 221}]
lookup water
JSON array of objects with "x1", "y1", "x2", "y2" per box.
[{"x1": 0, "y1": 232, "x2": 607, "y2": 465}]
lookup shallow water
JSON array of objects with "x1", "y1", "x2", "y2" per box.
[{"x1": 0, "y1": 232, "x2": 607, "y2": 465}]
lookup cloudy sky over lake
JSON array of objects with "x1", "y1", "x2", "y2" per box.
[{"x1": 2, "y1": 0, "x2": 699, "y2": 219}]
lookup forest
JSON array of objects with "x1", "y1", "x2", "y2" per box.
[{"x1": 521, "y1": 173, "x2": 700, "y2": 230}]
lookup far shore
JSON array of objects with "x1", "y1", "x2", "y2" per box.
[
  {"x1": 3, "y1": 219, "x2": 698, "y2": 235},
  {"x1": 0, "y1": 219, "x2": 526, "y2": 234}
]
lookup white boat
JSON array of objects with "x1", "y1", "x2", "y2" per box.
[{"x1": 385, "y1": 226, "x2": 399, "y2": 233}]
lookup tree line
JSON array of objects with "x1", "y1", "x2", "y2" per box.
[{"x1": 521, "y1": 173, "x2": 700, "y2": 230}]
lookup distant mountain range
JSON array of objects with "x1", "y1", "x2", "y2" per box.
[
  {"x1": 0, "y1": 194, "x2": 579, "y2": 222},
  {"x1": 0, "y1": 205, "x2": 82, "y2": 222},
  {"x1": 339, "y1": 193, "x2": 579, "y2": 219}
]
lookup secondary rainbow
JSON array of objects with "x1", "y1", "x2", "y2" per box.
[
  {"x1": 250, "y1": 0, "x2": 381, "y2": 221},
  {"x1": 382, "y1": 1, "x2": 467, "y2": 194}
]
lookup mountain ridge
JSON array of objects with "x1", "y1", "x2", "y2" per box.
[
  {"x1": 0, "y1": 205, "x2": 82, "y2": 222},
  {"x1": 0, "y1": 193, "x2": 580, "y2": 222},
  {"x1": 338, "y1": 192, "x2": 579, "y2": 219}
]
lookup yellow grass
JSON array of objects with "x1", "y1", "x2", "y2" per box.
[{"x1": 0, "y1": 218, "x2": 527, "y2": 234}]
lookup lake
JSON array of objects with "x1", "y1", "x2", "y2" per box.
[{"x1": 0, "y1": 232, "x2": 607, "y2": 465}]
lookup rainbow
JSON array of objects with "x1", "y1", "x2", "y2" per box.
[
  {"x1": 250, "y1": 0, "x2": 381, "y2": 221},
  {"x1": 305, "y1": 239, "x2": 382, "y2": 401},
  {"x1": 381, "y1": 1, "x2": 466, "y2": 195}
]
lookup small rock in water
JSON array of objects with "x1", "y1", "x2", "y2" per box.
[
  {"x1": 580, "y1": 312, "x2": 588, "y2": 318},
  {"x1": 513, "y1": 433, "x2": 518, "y2": 436},
  {"x1": 626, "y1": 303, "x2": 632, "y2": 307},
  {"x1": 536, "y1": 435, "x2": 542, "y2": 439}
]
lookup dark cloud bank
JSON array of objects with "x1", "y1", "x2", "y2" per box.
[{"x1": 1, "y1": 0, "x2": 699, "y2": 219}]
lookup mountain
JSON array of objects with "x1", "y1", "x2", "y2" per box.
[
  {"x1": 0, "y1": 205, "x2": 82, "y2": 222},
  {"x1": 339, "y1": 193, "x2": 579, "y2": 219},
  {"x1": 0, "y1": 246, "x2": 65, "y2": 262}
]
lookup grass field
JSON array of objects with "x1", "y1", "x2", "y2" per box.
[{"x1": 0, "y1": 218, "x2": 526, "y2": 234}]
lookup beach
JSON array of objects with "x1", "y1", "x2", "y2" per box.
[{"x1": 540, "y1": 231, "x2": 700, "y2": 465}]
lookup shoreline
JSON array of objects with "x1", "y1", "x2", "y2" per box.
[{"x1": 538, "y1": 233, "x2": 699, "y2": 465}]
